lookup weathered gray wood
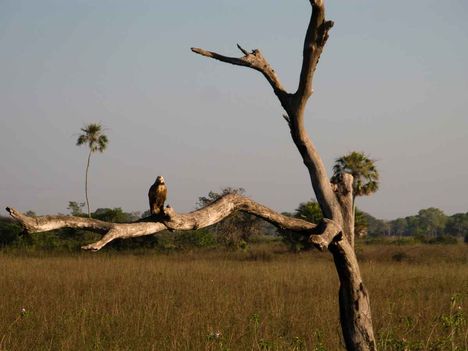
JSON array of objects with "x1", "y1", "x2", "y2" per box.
[
  {"x1": 6, "y1": 194, "x2": 342, "y2": 252},
  {"x1": 330, "y1": 241, "x2": 376, "y2": 351},
  {"x1": 332, "y1": 173, "x2": 355, "y2": 248}
]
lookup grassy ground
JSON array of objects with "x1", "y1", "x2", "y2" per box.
[{"x1": 0, "y1": 244, "x2": 466, "y2": 351}]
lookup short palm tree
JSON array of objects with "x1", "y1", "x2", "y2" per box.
[
  {"x1": 332, "y1": 151, "x2": 379, "y2": 237},
  {"x1": 332, "y1": 151, "x2": 379, "y2": 201},
  {"x1": 76, "y1": 123, "x2": 108, "y2": 218}
]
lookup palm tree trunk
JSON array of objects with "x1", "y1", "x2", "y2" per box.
[
  {"x1": 85, "y1": 150, "x2": 92, "y2": 218},
  {"x1": 353, "y1": 195, "x2": 356, "y2": 236}
]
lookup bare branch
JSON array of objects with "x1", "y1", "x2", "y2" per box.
[
  {"x1": 282, "y1": 2, "x2": 340, "y2": 223},
  {"x1": 236, "y1": 43, "x2": 249, "y2": 56},
  {"x1": 191, "y1": 46, "x2": 290, "y2": 108},
  {"x1": 6, "y1": 194, "x2": 318, "y2": 251},
  {"x1": 191, "y1": 47, "x2": 251, "y2": 69},
  {"x1": 295, "y1": 2, "x2": 334, "y2": 108}
]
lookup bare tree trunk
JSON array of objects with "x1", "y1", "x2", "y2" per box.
[
  {"x1": 85, "y1": 149, "x2": 92, "y2": 218},
  {"x1": 330, "y1": 241, "x2": 375, "y2": 351}
]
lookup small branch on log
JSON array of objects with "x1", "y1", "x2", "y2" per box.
[
  {"x1": 236, "y1": 44, "x2": 249, "y2": 56},
  {"x1": 6, "y1": 194, "x2": 320, "y2": 252}
]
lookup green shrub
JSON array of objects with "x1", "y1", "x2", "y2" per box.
[
  {"x1": 391, "y1": 251, "x2": 411, "y2": 262},
  {"x1": 426, "y1": 236, "x2": 458, "y2": 245},
  {"x1": 0, "y1": 217, "x2": 22, "y2": 246},
  {"x1": 173, "y1": 229, "x2": 217, "y2": 249}
]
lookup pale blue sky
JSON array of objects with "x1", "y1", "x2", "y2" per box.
[{"x1": 1, "y1": 0, "x2": 467, "y2": 219}]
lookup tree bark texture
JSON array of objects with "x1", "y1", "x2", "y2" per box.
[{"x1": 7, "y1": 1, "x2": 376, "y2": 350}]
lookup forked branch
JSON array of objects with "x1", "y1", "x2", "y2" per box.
[
  {"x1": 191, "y1": 46, "x2": 290, "y2": 110},
  {"x1": 6, "y1": 193, "x2": 342, "y2": 252}
]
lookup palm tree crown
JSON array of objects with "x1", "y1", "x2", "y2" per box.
[
  {"x1": 332, "y1": 151, "x2": 379, "y2": 197},
  {"x1": 76, "y1": 123, "x2": 108, "y2": 153},
  {"x1": 76, "y1": 123, "x2": 108, "y2": 217}
]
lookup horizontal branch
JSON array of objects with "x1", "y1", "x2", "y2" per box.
[{"x1": 6, "y1": 193, "x2": 342, "y2": 252}]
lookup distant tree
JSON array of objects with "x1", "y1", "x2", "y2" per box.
[
  {"x1": 279, "y1": 200, "x2": 323, "y2": 251},
  {"x1": 76, "y1": 123, "x2": 109, "y2": 218},
  {"x1": 391, "y1": 217, "x2": 408, "y2": 236},
  {"x1": 67, "y1": 201, "x2": 85, "y2": 216},
  {"x1": 354, "y1": 209, "x2": 368, "y2": 237},
  {"x1": 361, "y1": 212, "x2": 390, "y2": 236},
  {"x1": 282, "y1": 201, "x2": 371, "y2": 249},
  {"x1": 403, "y1": 215, "x2": 420, "y2": 236},
  {"x1": 196, "y1": 187, "x2": 246, "y2": 209},
  {"x1": 445, "y1": 212, "x2": 468, "y2": 237},
  {"x1": 0, "y1": 216, "x2": 21, "y2": 246},
  {"x1": 294, "y1": 200, "x2": 372, "y2": 235},
  {"x1": 361, "y1": 212, "x2": 377, "y2": 235},
  {"x1": 332, "y1": 151, "x2": 379, "y2": 199},
  {"x1": 294, "y1": 200, "x2": 323, "y2": 223},
  {"x1": 92, "y1": 208, "x2": 139, "y2": 223},
  {"x1": 416, "y1": 208, "x2": 447, "y2": 237},
  {"x1": 197, "y1": 187, "x2": 262, "y2": 248},
  {"x1": 387, "y1": 208, "x2": 449, "y2": 238}
]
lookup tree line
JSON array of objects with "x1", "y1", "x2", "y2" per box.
[
  {"x1": 364, "y1": 207, "x2": 468, "y2": 238},
  {"x1": 1, "y1": 194, "x2": 466, "y2": 251},
  {"x1": 1, "y1": 138, "x2": 465, "y2": 250}
]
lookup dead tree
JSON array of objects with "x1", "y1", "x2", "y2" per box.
[{"x1": 6, "y1": 1, "x2": 377, "y2": 350}]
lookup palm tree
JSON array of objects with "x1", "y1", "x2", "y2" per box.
[
  {"x1": 332, "y1": 151, "x2": 379, "y2": 237},
  {"x1": 76, "y1": 123, "x2": 108, "y2": 218},
  {"x1": 332, "y1": 151, "x2": 379, "y2": 200}
]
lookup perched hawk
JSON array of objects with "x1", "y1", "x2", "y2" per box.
[{"x1": 148, "y1": 176, "x2": 167, "y2": 215}]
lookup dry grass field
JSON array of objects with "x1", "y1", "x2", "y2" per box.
[{"x1": 0, "y1": 244, "x2": 466, "y2": 350}]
